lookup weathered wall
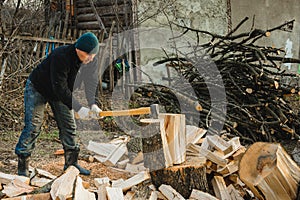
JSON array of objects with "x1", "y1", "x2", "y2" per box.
[
  {"x1": 136, "y1": 0, "x2": 300, "y2": 84},
  {"x1": 137, "y1": 0, "x2": 228, "y2": 83},
  {"x1": 231, "y1": 0, "x2": 300, "y2": 73}
]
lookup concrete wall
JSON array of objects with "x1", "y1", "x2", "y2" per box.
[
  {"x1": 231, "y1": 0, "x2": 300, "y2": 73},
  {"x1": 137, "y1": 0, "x2": 228, "y2": 83},
  {"x1": 136, "y1": 0, "x2": 300, "y2": 84}
]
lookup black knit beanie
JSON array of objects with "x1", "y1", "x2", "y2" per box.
[{"x1": 75, "y1": 32, "x2": 99, "y2": 54}]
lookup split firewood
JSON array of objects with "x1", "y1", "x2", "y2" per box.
[
  {"x1": 142, "y1": 113, "x2": 186, "y2": 171},
  {"x1": 211, "y1": 176, "x2": 231, "y2": 200},
  {"x1": 125, "y1": 163, "x2": 147, "y2": 174},
  {"x1": 239, "y1": 142, "x2": 300, "y2": 200},
  {"x1": 34, "y1": 168, "x2": 57, "y2": 180},
  {"x1": 117, "y1": 159, "x2": 130, "y2": 169},
  {"x1": 50, "y1": 166, "x2": 79, "y2": 200},
  {"x1": 112, "y1": 171, "x2": 150, "y2": 192},
  {"x1": 124, "y1": 191, "x2": 135, "y2": 200},
  {"x1": 103, "y1": 143, "x2": 127, "y2": 166},
  {"x1": 29, "y1": 168, "x2": 57, "y2": 187},
  {"x1": 185, "y1": 125, "x2": 207, "y2": 145},
  {"x1": 2, "y1": 178, "x2": 34, "y2": 198},
  {"x1": 1, "y1": 193, "x2": 51, "y2": 200},
  {"x1": 74, "y1": 176, "x2": 96, "y2": 200},
  {"x1": 87, "y1": 141, "x2": 118, "y2": 158},
  {"x1": 159, "y1": 114, "x2": 186, "y2": 165},
  {"x1": 106, "y1": 187, "x2": 124, "y2": 200},
  {"x1": 189, "y1": 189, "x2": 218, "y2": 200},
  {"x1": 87, "y1": 141, "x2": 127, "y2": 166},
  {"x1": 131, "y1": 151, "x2": 144, "y2": 165},
  {"x1": 158, "y1": 184, "x2": 185, "y2": 200},
  {"x1": 227, "y1": 184, "x2": 243, "y2": 200},
  {"x1": 207, "y1": 135, "x2": 233, "y2": 155},
  {"x1": 149, "y1": 191, "x2": 167, "y2": 200},
  {"x1": 0, "y1": 172, "x2": 30, "y2": 185},
  {"x1": 30, "y1": 176, "x2": 52, "y2": 187},
  {"x1": 94, "y1": 177, "x2": 110, "y2": 200},
  {"x1": 216, "y1": 160, "x2": 239, "y2": 176}
]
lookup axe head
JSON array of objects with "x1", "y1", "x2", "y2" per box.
[{"x1": 150, "y1": 104, "x2": 159, "y2": 119}]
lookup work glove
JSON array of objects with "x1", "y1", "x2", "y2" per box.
[
  {"x1": 90, "y1": 104, "x2": 103, "y2": 119},
  {"x1": 77, "y1": 107, "x2": 90, "y2": 119}
]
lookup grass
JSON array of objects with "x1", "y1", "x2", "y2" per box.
[{"x1": 38, "y1": 130, "x2": 59, "y2": 140}]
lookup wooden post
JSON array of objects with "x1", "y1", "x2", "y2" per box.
[{"x1": 239, "y1": 142, "x2": 300, "y2": 200}]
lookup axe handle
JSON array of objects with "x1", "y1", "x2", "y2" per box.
[{"x1": 99, "y1": 107, "x2": 151, "y2": 117}]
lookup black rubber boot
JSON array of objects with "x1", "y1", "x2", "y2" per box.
[
  {"x1": 17, "y1": 156, "x2": 29, "y2": 177},
  {"x1": 64, "y1": 146, "x2": 90, "y2": 176}
]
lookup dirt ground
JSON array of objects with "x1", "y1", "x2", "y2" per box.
[{"x1": 0, "y1": 128, "x2": 131, "y2": 188}]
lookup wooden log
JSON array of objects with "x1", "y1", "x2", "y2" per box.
[
  {"x1": 150, "y1": 161, "x2": 208, "y2": 199},
  {"x1": 1, "y1": 193, "x2": 51, "y2": 200},
  {"x1": 227, "y1": 184, "x2": 244, "y2": 200},
  {"x1": 103, "y1": 143, "x2": 127, "y2": 166},
  {"x1": 94, "y1": 177, "x2": 110, "y2": 200},
  {"x1": 124, "y1": 191, "x2": 135, "y2": 200},
  {"x1": 50, "y1": 166, "x2": 79, "y2": 200},
  {"x1": 74, "y1": 176, "x2": 96, "y2": 200},
  {"x1": 142, "y1": 122, "x2": 166, "y2": 171},
  {"x1": 76, "y1": 0, "x2": 130, "y2": 7},
  {"x1": 112, "y1": 171, "x2": 150, "y2": 192},
  {"x1": 87, "y1": 141, "x2": 118, "y2": 157},
  {"x1": 77, "y1": 5, "x2": 127, "y2": 16},
  {"x1": 0, "y1": 172, "x2": 30, "y2": 185},
  {"x1": 185, "y1": 125, "x2": 206, "y2": 145},
  {"x1": 189, "y1": 189, "x2": 218, "y2": 200},
  {"x1": 142, "y1": 113, "x2": 186, "y2": 170},
  {"x1": 158, "y1": 184, "x2": 185, "y2": 200},
  {"x1": 106, "y1": 187, "x2": 124, "y2": 200},
  {"x1": 34, "y1": 168, "x2": 57, "y2": 180},
  {"x1": 30, "y1": 176, "x2": 52, "y2": 187},
  {"x1": 149, "y1": 191, "x2": 167, "y2": 200},
  {"x1": 211, "y1": 176, "x2": 231, "y2": 200},
  {"x1": 125, "y1": 163, "x2": 147, "y2": 174},
  {"x1": 2, "y1": 179, "x2": 34, "y2": 198},
  {"x1": 239, "y1": 142, "x2": 300, "y2": 200},
  {"x1": 159, "y1": 114, "x2": 186, "y2": 165}
]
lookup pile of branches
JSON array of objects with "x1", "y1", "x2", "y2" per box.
[{"x1": 152, "y1": 17, "x2": 300, "y2": 143}]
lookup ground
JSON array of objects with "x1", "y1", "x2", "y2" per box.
[{"x1": 0, "y1": 129, "x2": 131, "y2": 188}]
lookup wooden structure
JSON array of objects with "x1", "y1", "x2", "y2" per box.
[{"x1": 1, "y1": 0, "x2": 140, "y2": 98}]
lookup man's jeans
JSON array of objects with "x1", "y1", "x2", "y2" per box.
[{"x1": 15, "y1": 79, "x2": 77, "y2": 158}]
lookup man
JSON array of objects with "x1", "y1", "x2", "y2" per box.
[{"x1": 15, "y1": 32, "x2": 102, "y2": 176}]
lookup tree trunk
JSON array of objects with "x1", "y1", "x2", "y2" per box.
[{"x1": 150, "y1": 163, "x2": 209, "y2": 199}]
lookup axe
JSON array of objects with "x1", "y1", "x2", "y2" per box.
[{"x1": 75, "y1": 104, "x2": 159, "y2": 119}]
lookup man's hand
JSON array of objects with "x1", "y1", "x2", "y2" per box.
[
  {"x1": 90, "y1": 104, "x2": 103, "y2": 118},
  {"x1": 77, "y1": 107, "x2": 90, "y2": 119}
]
